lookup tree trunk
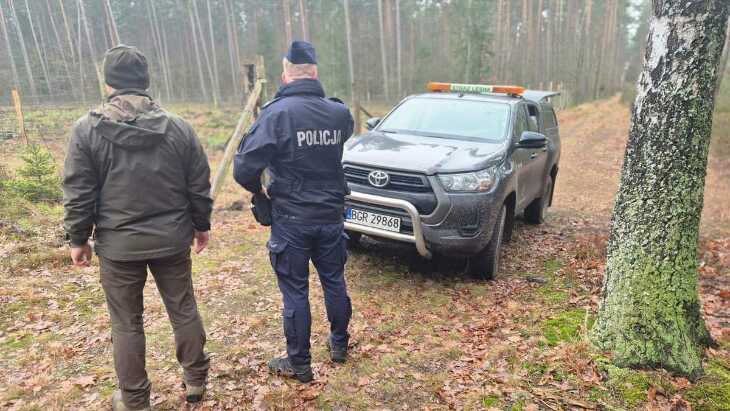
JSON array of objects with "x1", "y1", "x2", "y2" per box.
[
  {"x1": 395, "y1": 0, "x2": 402, "y2": 97},
  {"x1": 714, "y1": 19, "x2": 730, "y2": 99},
  {"x1": 205, "y1": 0, "x2": 221, "y2": 102},
  {"x1": 76, "y1": 0, "x2": 86, "y2": 103},
  {"x1": 78, "y1": 0, "x2": 104, "y2": 100},
  {"x1": 298, "y1": 0, "x2": 309, "y2": 41},
  {"x1": 377, "y1": 0, "x2": 390, "y2": 100},
  {"x1": 186, "y1": 2, "x2": 209, "y2": 103},
  {"x1": 0, "y1": 2, "x2": 21, "y2": 90},
  {"x1": 8, "y1": 0, "x2": 38, "y2": 100},
  {"x1": 591, "y1": 0, "x2": 729, "y2": 379},
  {"x1": 344, "y1": 0, "x2": 355, "y2": 100},
  {"x1": 46, "y1": 0, "x2": 77, "y2": 100},
  {"x1": 103, "y1": 0, "x2": 120, "y2": 45},
  {"x1": 282, "y1": 0, "x2": 292, "y2": 45},
  {"x1": 191, "y1": 0, "x2": 218, "y2": 106},
  {"x1": 23, "y1": 0, "x2": 52, "y2": 97},
  {"x1": 464, "y1": 0, "x2": 473, "y2": 83},
  {"x1": 147, "y1": 0, "x2": 171, "y2": 101},
  {"x1": 223, "y1": 0, "x2": 241, "y2": 102}
]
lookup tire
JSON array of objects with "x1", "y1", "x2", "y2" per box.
[
  {"x1": 345, "y1": 230, "x2": 362, "y2": 248},
  {"x1": 466, "y1": 204, "x2": 506, "y2": 281},
  {"x1": 524, "y1": 175, "x2": 553, "y2": 224}
]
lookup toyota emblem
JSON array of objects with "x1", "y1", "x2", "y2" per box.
[{"x1": 368, "y1": 170, "x2": 390, "y2": 188}]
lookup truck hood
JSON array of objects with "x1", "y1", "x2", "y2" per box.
[{"x1": 343, "y1": 131, "x2": 506, "y2": 175}]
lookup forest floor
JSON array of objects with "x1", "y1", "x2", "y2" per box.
[{"x1": 0, "y1": 94, "x2": 729, "y2": 410}]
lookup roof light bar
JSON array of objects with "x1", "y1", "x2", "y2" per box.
[{"x1": 427, "y1": 82, "x2": 525, "y2": 96}]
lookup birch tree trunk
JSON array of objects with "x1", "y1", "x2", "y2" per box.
[
  {"x1": 0, "y1": 2, "x2": 21, "y2": 90},
  {"x1": 377, "y1": 0, "x2": 390, "y2": 100},
  {"x1": 591, "y1": 0, "x2": 729, "y2": 379},
  {"x1": 714, "y1": 20, "x2": 730, "y2": 99},
  {"x1": 8, "y1": 0, "x2": 38, "y2": 100}
]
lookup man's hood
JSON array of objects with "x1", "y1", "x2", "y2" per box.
[
  {"x1": 343, "y1": 131, "x2": 507, "y2": 175},
  {"x1": 91, "y1": 91, "x2": 168, "y2": 150}
]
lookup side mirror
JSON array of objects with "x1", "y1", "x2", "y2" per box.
[
  {"x1": 365, "y1": 117, "x2": 381, "y2": 131},
  {"x1": 517, "y1": 131, "x2": 547, "y2": 148}
]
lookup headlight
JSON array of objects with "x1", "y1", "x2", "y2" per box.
[{"x1": 438, "y1": 168, "x2": 497, "y2": 192}]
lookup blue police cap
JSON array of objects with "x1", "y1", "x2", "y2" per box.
[{"x1": 286, "y1": 41, "x2": 317, "y2": 65}]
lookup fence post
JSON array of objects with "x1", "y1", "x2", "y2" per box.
[
  {"x1": 11, "y1": 89, "x2": 28, "y2": 144},
  {"x1": 353, "y1": 98, "x2": 362, "y2": 135}
]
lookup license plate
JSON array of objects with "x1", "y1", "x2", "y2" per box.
[{"x1": 345, "y1": 208, "x2": 401, "y2": 232}]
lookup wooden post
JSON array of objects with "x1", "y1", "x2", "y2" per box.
[
  {"x1": 11, "y1": 89, "x2": 28, "y2": 144},
  {"x1": 210, "y1": 80, "x2": 264, "y2": 201},
  {"x1": 353, "y1": 99, "x2": 361, "y2": 135}
]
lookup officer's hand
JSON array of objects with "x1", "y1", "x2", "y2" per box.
[
  {"x1": 70, "y1": 244, "x2": 93, "y2": 267},
  {"x1": 193, "y1": 231, "x2": 210, "y2": 254}
]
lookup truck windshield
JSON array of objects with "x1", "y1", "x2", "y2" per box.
[{"x1": 378, "y1": 97, "x2": 510, "y2": 142}]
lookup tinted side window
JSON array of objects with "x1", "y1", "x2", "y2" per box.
[
  {"x1": 542, "y1": 106, "x2": 557, "y2": 129},
  {"x1": 513, "y1": 105, "x2": 528, "y2": 139},
  {"x1": 526, "y1": 104, "x2": 540, "y2": 132}
]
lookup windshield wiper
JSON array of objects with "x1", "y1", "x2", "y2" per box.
[{"x1": 379, "y1": 128, "x2": 399, "y2": 134}]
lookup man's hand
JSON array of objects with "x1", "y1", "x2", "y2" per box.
[
  {"x1": 193, "y1": 231, "x2": 210, "y2": 254},
  {"x1": 70, "y1": 244, "x2": 93, "y2": 267}
]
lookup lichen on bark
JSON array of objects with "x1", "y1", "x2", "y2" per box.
[{"x1": 590, "y1": 0, "x2": 729, "y2": 379}]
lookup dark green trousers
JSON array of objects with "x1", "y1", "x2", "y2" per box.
[{"x1": 99, "y1": 250, "x2": 209, "y2": 410}]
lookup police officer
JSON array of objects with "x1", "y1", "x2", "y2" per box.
[{"x1": 233, "y1": 41, "x2": 354, "y2": 383}]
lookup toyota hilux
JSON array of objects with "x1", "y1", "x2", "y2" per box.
[{"x1": 342, "y1": 83, "x2": 561, "y2": 280}]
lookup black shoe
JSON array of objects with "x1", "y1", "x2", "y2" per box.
[
  {"x1": 267, "y1": 357, "x2": 314, "y2": 383},
  {"x1": 326, "y1": 338, "x2": 348, "y2": 363},
  {"x1": 181, "y1": 381, "x2": 206, "y2": 403}
]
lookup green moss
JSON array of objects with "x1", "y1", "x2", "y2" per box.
[
  {"x1": 2, "y1": 333, "x2": 33, "y2": 350},
  {"x1": 602, "y1": 364, "x2": 652, "y2": 408},
  {"x1": 544, "y1": 259, "x2": 562, "y2": 275},
  {"x1": 482, "y1": 395, "x2": 500, "y2": 407},
  {"x1": 685, "y1": 360, "x2": 730, "y2": 411},
  {"x1": 537, "y1": 287, "x2": 568, "y2": 304},
  {"x1": 542, "y1": 309, "x2": 588, "y2": 346}
]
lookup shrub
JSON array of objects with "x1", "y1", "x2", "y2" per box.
[{"x1": 3, "y1": 144, "x2": 62, "y2": 202}]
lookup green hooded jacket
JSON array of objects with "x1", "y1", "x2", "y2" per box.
[{"x1": 63, "y1": 90, "x2": 212, "y2": 261}]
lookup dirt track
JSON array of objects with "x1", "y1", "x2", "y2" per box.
[{"x1": 553, "y1": 96, "x2": 730, "y2": 237}]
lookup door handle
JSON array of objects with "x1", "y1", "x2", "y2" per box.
[{"x1": 530, "y1": 153, "x2": 537, "y2": 159}]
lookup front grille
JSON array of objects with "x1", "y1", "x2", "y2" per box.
[
  {"x1": 347, "y1": 200, "x2": 414, "y2": 235},
  {"x1": 344, "y1": 165, "x2": 431, "y2": 193}
]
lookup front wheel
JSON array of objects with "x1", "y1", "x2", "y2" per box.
[
  {"x1": 466, "y1": 204, "x2": 507, "y2": 281},
  {"x1": 525, "y1": 175, "x2": 553, "y2": 224}
]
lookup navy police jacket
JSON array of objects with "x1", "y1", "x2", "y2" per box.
[{"x1": 233, "y1": 79, "x2": 354, "y2": 224}]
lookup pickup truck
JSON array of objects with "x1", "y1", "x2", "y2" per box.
[{"x1": 342, "y1": 83, "x2": 561, "y2": 280}]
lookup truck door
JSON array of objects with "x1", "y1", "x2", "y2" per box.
[
  {"x1": 522, "y1": 103, "x2": 549, "y2": 203},
  {"x1": 511, "y1": 104, "x2": 532, "y2": 210}
]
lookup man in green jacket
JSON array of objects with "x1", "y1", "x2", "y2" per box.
[{"x1": 63, "y1": 45, "x2": 212, "y2": 411}]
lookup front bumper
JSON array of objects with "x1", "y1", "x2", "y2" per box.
[
  {"x1": 344, "y1": 191, "x2": 432, "y2": 258},
  {"x1": 345, "y1": 177, "x2": 503, "y2": 258}
]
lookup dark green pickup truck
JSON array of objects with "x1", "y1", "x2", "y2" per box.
[{"x1": 342, "y1": 83, "x2": 561, "y2": 280}]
